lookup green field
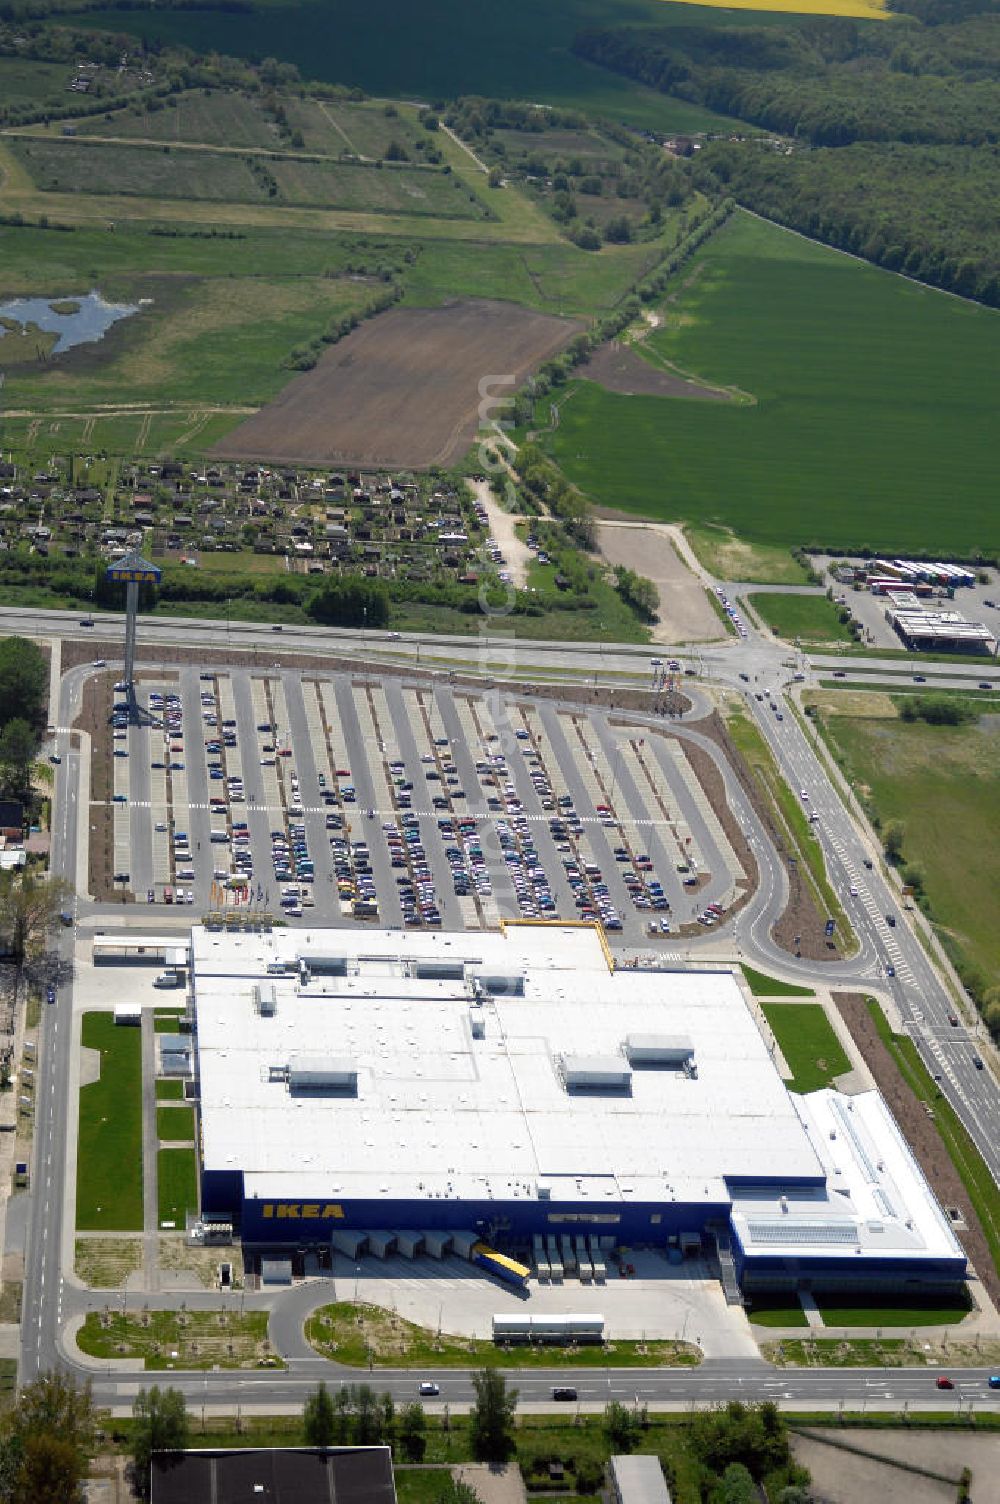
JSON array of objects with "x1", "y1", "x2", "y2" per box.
[
  {"x1": 749, "y1": 592, "x2": 855, "y2": 644},
  {"x1": 0, "y1": 57, "x2": 73, "y2": 110},
  {"x1": 157, "y1": 1146, "x2": 199, "y2": 1225},
  {"x1": 547, "y1": 212, "x2": 1000, "y2": 555},
  {"x1": 823, "y1": 713, "x2": 1000, "y2": 993},
  {"x1": 760, "y1": 1004, "x2": 851, "y2": 1093},
  {"x1": 740, "y1": 965, "x2": 814, "y2": 998},
  {"x1": 77, "y1": 1013, "x2": 143, "y2": 1231},
  {"x1": 68, "y1": 0, "x2": 756, "y2": 130}
]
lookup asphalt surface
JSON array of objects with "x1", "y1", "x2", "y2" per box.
[{"x1": 14, "y1": 602, "x2": 1000, "y2": 1413}]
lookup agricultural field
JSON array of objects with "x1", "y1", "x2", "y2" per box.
[
  {"x1": 212, "y1": 300, "x2": 584, "y2": 469},
  {"x1": 0, "y1": 57, "x2": 75, "y2": 113},
  {"x1": 820, "y1": 710, "x2": 1000, "y2": 994},
  {"x1": 545, "y1": 212, "x2": 1000, "y2": 556},
  {"x1": 66, "y1": 0, "x2": 762, "y2": 129},
  {"x1": 6, "y1": 136, "x2": 485, "y2": 219},
  {"x1": 73, "y1": 89, "x2": 281, "y2": 147}
]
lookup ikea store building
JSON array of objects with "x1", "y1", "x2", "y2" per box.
[{"x1": 191, "y1": 923, "x2": 965, "y2": 1296}]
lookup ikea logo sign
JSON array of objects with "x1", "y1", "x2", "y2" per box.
[{"x1": 261, "y1": 1203, "x2": 345, "y2": 1221}]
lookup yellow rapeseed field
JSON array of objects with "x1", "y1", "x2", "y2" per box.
[{"x1": 660, "y1": 0, "x2": 889, "y2": 18}]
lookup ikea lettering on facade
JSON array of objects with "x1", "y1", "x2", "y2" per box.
[{"x1": 261, "y1": 1203, "x2": 345, "y2": 1221}]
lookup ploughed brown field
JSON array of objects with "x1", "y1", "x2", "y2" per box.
[
  {"x1": 211, "y1": 299, "x2": 583, "y2": 469},
  {"x1": 580, "y1": 340, "x2": 730, "y2": 401}
]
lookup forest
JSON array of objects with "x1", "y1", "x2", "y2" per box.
[{"x1": 574, "y1": 2, "x2": 1000, "y2": 304}]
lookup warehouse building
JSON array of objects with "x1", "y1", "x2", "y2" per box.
[
  {"x1": 886, "y1": 605, "x2": 996, "y2": 655},
  {"x1": 190, "y1": 924, "x2": 965, "y2": 1297}
]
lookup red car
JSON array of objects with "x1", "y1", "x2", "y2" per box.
[{"x1": 935, "y1": 1375, "x2": 954, "y2": 1390}]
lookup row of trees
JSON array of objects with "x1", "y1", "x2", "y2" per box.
[
  {"x1": 0, "y1": 636, "x2": 48, "y2": 803},
  {"x1": 0, "y1": 1370, "x2": 810, "y2": 1502}
]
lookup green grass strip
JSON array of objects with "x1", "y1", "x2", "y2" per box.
[
  {"x1": 741, "y1": 965, "x2": 815, "y2": 998},
  {"x1": 77, "y1": 1013, "x2": 143, "y2": 1231},
  {"x1": 157, "y1": 1146, "x2": 199, "y2": 1227},
  {"x1": 761, "y1": 1004, "x2": 851, "y2": 1094},
  {"x1": 727, "y1": 711, "x2": 855, "y2": 950},
  {"x1": 155, "y1": 1078, "x2": 185, "y2": 1101}
]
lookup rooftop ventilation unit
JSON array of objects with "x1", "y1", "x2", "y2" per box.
[
  {"x1": 472, "y1": 970, "x2": 525, "y2": 997},
  {"x1": 414, "y1": 959, "x2": 465, "y2": 980},
  {"x1": 253, "y1": 983, "x2": 277, "y2": 1017},
  {"x1": 625, "y1": 1033, "x2": 694, "y2": 1067},
  {"x1": 304, "y1": 953, "x2": 348, "y2": 976},
  {"x1": 560, "y1": 1055, "x2": 632, "y2": 1093},
  {"x1": 269, "y1": 1056, "x2": 359, "y2": 1094}
]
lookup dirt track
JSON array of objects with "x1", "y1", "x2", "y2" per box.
[
  {"x1": 581, "y1": 340, "x2": 730, "y2": 400},
  {"x1": 210, "y1": 299, "x2": 582, "y2": 470}
]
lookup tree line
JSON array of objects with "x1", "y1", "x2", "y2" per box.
[
  {"x1": 573, "y1": 9, "x2": 1000, "y2": 305},
  {"x1": 573, "y1": 14, "x2": 1000, "y2": 148}
]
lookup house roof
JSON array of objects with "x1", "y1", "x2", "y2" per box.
[{"x1": 151, "y1": 1445, "x2": 397, "y2": 1504}]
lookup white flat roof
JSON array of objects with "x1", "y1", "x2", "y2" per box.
[
  {"x1": 192, "y1": 925, "x2": 820, "y2": 1206},
  {"x1": 730, "y1": 1089, "x2": 964, "y2": 1264}
]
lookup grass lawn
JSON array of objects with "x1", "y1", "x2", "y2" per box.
[
  {"x1": 821, "y1": 714, "x2": 1000, "y2": 994},
  {"x1": 741, "y1": 965, "x2": 814, "y2": 998},
  {"x1": 745, "y1": 1295, "x2": 808, "y2": 1328},
  {"x1": 816, "y1": 1292, "x2": 972, "y2": 1327},
  {"x1": 726, "y1": 710, "x2": 853, "y2": 948},
  {"x1": 157, "y1": 1146, "x2": 199, "y2": 1226},
  {"x1": 305, "y1": 1303, "x2": 700, "y2": 1368},
  {"x1": 684, "y1": 525, "x2": 811, "y2": 585},
  {"x1": 77, "y1": 1013, "x2": 143, "y2": 1231},
  {"x1": 153, "y1": 1010, "x2": 185, "y2": 1033},
  {"x1": 156, "y1": 1105, "x2": 194, "y2": 1142},
  {"x1": 761, "y1": 1004, "x2": 851, "y2": 1093},
  {"x1": 749, "y1": 592, "x2": 855, "y2": 645},
  {"x1": 76, "y1": 1309, "x2": 279, "y2": 1370},
  {"x1": 155, "y1": 1078, "x2": 185, "y2": 1101},
  {"x1": 547, "y1": 212, "x2": 1000, "y2": 555}
]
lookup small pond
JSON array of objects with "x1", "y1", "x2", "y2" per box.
[{"x1": 0, "y1": 289, "x2": 139, "y2": 354}]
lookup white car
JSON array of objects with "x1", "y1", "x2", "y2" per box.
[{"x1": 849, "y1": 884, "x2": 859, "y2": 896}]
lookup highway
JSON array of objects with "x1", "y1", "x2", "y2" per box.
[{"x1": 14, "y1": 601, "x2": 1000, "y2": 1412}]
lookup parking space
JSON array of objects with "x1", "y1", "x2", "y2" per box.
[{"x1": 100, "y1": 671, "x2": 744, "y2": 939}]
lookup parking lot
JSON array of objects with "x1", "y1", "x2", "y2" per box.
[{"x1": 103, "y1": 669, "x2": 745, "y2": 943}]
